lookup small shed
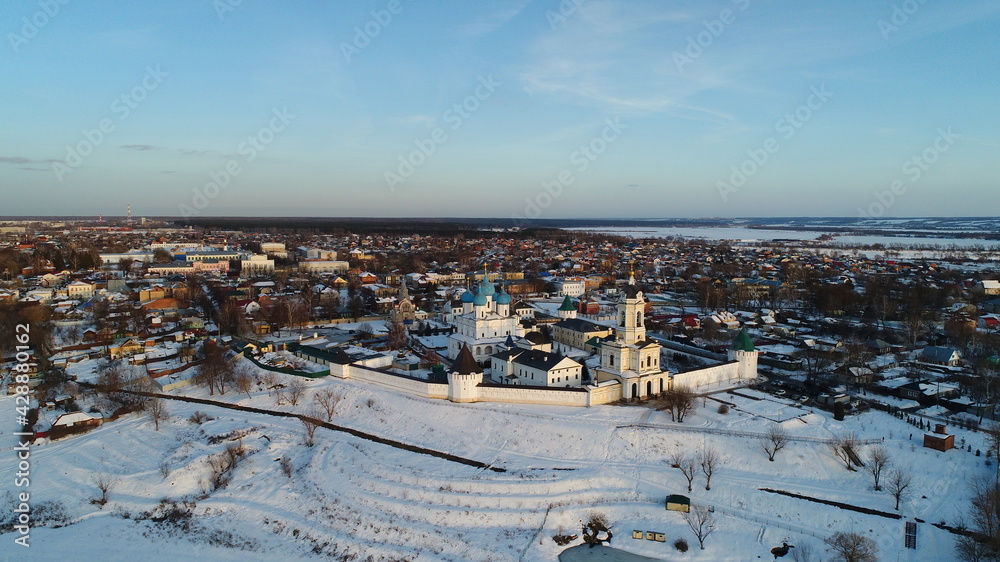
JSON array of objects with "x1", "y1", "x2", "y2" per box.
[
  {"x1": 924, "y1": 424, "x2": 954, "y2": 452},
  {"x1": 666, "y1": 494, "x2": 691, "y2": 513}
]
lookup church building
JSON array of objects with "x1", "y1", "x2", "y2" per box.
[
  {"x1": 591, "y1": 274, "x2": 671, "y2": 399},
  {"x1": 446, "y1": 276, "x2": 526, "y2": 366}
]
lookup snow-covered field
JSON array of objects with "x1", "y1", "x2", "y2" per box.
[{"x1": 2, "y1": 363, "x2": 992, "y2": 561}]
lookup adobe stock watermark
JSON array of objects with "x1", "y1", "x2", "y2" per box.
[
  {"x1": 673, "y1": 0, "x2": 752, "y2": 72},
  {"x1": 717, "y1": 85, "x2": 833, "y2": 202},
  {"x1": 384, "y1": 75, "x2": 500, "y2": 192},
  {"x1": 857, "y1": 127, "x2": 957, "y2": 218},
  {"x1": 52, "y1": 65, "x2": 168, "y2": 183},
  {"x1": 878, "y1": 0, "x2": 932, "y2": 40},
  {"x1": 512, "y1": 117, "x2": 627, "y2": 228},
  {"x1": 214, "y1": 0, "x2": 247, "y2": 21},
  {"x1": 7, "y1": 0, "x2": 71, "y2": 53},
  {"x1": 11, "y1": 323, "x2": 34, "y2": 548},
  {"x1": 179, "y1": 107, "x2": 296, "y2": 217},
  {"x1": 546, "y1": 0, "x2": 587, "y2": 30},
  {"x1": 341, "y1": 0, "x2": 412, "y2": 63}
]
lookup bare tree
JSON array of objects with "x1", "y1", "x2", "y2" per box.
[
  {"x1": 581, "y1": 512, "x2": 613, "y2": 547},
  {"x1": 207, "y1": 441, "x2": 246, "y2": 491},
  {"x1": 355, "y1": 321, "x2": 375, "y2": 339},
  {"x1": 830, "y1": 432, "x2": 860, "y2": 471},
  {"x1": 985, "y1": 422, "x2": 1000, "y2": 466},
  {"x1": 234, "y1": 364, "x2": 254, "y2": 399},
  {"x1": 314, "y1": 388, "x2": 341, "y2": 422},
  {"x1": 790, "y1": 542, "x2": 815, "y2": 562},
  {"x1": 147, "y1": 397, "x2": 168, "y2": 431},
  {"x1": 671, "y1": 450, "x2": 698, "y2": 492},
  {"x1": 95, "y1": 360, "x2": 149, "y2": 407},
  {"x1": 682, "y1": 505, "x2": 716, "y2": 550},
  {"x1": 658, "y1": 386, "x2": 695, "y2": 423},
  {"x1": 286, "y1": 377, "x2": 307, "y2": 406},
  {"x1": 864, "y1": 445, "x2": 891, "y2": 491},
  {"x1": 800, "y1": 343, "x2": 835, "y2": 382},
  {"x1": 386, "y1": 321, "x2": 409, "y2": 350},
  {"x1": 957, "y1": 476, "x2": 1000, "y2": 560},
  {"x1": 302, "y1": 412, "x2": 321, "y2": 446},
  {"x1": 886, "y1": 469, "x2": 912, "y2": 510},
  {"x1": 762, "y1": 424, "x2": 790, "y2": 462},
  {"x1": 91, "y1": 473, "x2": 117, "y2": 508},
  {"x1": 825, "y1": 531, "x2": 878, "y2": 562},
  {"x1": 197, "y1": 341, "x2": 235, "y2": 395},
  {"x1": 260, "y1": 371, "x2": 279, "y2": 396},
  {"x1": 699, "y1": 447, "x2": 722, "y2": 491},
  {"x1": 347, "y1": 296, "x2": 366, "y2": 321}
]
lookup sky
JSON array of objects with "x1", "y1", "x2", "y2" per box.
[{"x1": 1, "y1": 0, "x2": 999, "y2": 219}]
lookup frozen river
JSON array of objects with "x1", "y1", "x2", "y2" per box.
[{"x1": 565, "y1": 226, "x2": 1000, "y2": 249}]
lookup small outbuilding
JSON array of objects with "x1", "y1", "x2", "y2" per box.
[
  {"x1": 665, "y1": 494, "x2": 691, "y2": 513},
  {"x1": 924, "y1": 424, "x2": 954, "y2": 452}
]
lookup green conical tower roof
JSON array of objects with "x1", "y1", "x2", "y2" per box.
[
  {"x1": 730, "y1": 327, "x2": 755, "y2": 352},
  {"x1": 558, "y1": 295, "x2": 576, "y2": 312}
]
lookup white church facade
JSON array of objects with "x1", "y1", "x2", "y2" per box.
[{"x1": 446, "y1": 277, "x2": 526, "y2": 366}]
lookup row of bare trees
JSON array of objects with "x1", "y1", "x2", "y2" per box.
[
  {"x1": 829, "y1": 434, "x2": 912, "y2": 510},
  {"x1": 670, "y1": 447, "x2": 723, "y2": 492}
]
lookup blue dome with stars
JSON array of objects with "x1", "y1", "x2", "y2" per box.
[{"x1": 479, "y1": 279, "x2": 496, "y2": 296}]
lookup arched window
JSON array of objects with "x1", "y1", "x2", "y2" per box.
[
  {"x1": 637, "y1": 311, "x2": 642, "y2": 326},
  {"x1": 609, "y1": 355, "x2": 615, "y2": 367}
]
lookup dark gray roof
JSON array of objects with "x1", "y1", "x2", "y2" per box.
[
  {"x1": 922, "y1": 346, "x2": 958, "y2": 362},
  {"x1": 622, "y1": 284, "x2": 641, "y2": 299},
  {"x1": 493, "y1": 348, "x2": 576, "y2": 372},
  {"x1": 514, "y1": 350, "x2": 575, "y2": 371},
  {"x1": 554, "y1": 318, "x2": 605, "y2": 333},
  {"x1": 452, "y1": 344, "x2": 481, "y2": 374},
  {"x1": 524, "y1": 332, "x2": 551, "y2": 345}
]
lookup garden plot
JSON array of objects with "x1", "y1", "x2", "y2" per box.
[{"x1": 710, "y1": 390, "x2": 810, "y2": 423}]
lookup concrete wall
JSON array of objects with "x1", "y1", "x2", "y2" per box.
[
  {"x1": 477, "y1": 384, "x2": 590, "y2": 407},
  {"x1": 339, "y1": 363, "x2": 448, "y2": 400},
  {"x1": 355, "y1": 354, "x2": 394, "y2": 369},
  {"x1": 156, "y1": 377, "x2": 195, "y2": 392},
  {"x1": 588, "y1": 381, "x2": 623, "y2": 405},
  {"x1": 673, "y1": 361, "x2": 739, "y2": 390}
]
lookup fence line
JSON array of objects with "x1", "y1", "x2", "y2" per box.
[
  {"x1": 707, "y1": 504, "x2": 829, "y2": 541},
  {"x1": 617, "y1": 422, "x2": 881, "y2": 445}
]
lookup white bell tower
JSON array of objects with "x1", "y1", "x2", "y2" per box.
[{"x1": 617, "y1": 271, "x2": 646, "y2": 345}]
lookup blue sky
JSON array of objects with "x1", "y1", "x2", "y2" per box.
[{"x1": 2, "y1": 0, "x2": 998, "y2": 219}]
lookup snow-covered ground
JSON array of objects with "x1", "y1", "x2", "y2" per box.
[{"x1": 2, "y1": 362, "x2": 992, "y2": 560}]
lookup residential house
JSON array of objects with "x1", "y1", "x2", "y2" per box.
[{"x1": 921, "y1": 346, "x2": 961, "y2": 366}]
